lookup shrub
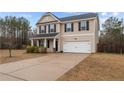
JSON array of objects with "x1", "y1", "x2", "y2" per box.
[
  {"x1": 97, "y1": 42, "x2": 124, "y2": 54},
  {"x1": 26, "y1": 46, "x2": 31, "y2": 53},
  {"x1": 38, "y1": 47, "x2": 47, "y2": 53},
  {"x1": 26, "y1": 46, "x2": 47, "y2": 53},
  {"x1": 26, "y1": 46, "x2": 35, "y2": 53},
  {"x1": 34, "y1": 46, "x2": 39, "y2": 53}
]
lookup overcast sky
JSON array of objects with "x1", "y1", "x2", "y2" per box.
[{"x1": 0, "y1": 12, "x2": 124, "y2": 30}]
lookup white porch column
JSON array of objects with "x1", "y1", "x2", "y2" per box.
[
  {"x1": 37, "y1": 40, "x2": 39, "y2": 46},
  {"x1": 31, "y1": 39, "x2": 34, "y2": 46},
  {"x1": 53, "y1": 38, "x2": 56, "y2": 48},
  {"x1": 44, "y1": 39, "x2": 47, "y2": 47}
]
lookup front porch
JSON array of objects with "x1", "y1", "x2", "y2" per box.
[{"x1": 30, "y1": 33, "x2": 60, "y2": 53}]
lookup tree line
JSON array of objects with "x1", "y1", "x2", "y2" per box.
[
  {"x1": 98, "y1": 17, "x2": 124, "y2": 54},
  {"x1": 0, "y1": 16, "x2": 31, "y2": 49}
]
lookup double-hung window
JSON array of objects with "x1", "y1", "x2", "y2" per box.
[
  {"x1": 39, "y1": 25, "x2": 46, "y2": 33},
  {"x1": 50, "y1": 24, "x2": 54, "y2": 32},
  {"x1": 48, "y1": 24, "x2": 56, "y2": 33},
  {"x1": 79, "y1": 20, "x2": 89, "y2": 31},
  {"x1": 65, "y1": 23, "x2": 73, "y2": 32}
]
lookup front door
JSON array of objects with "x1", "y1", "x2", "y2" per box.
[{"x1": 55, "y1": 40, "x2": 58, "y2": 51}]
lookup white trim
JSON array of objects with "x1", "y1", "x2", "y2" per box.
[
  {"x1": 53, "y1": 38, "x2": 56, "y2": 48},
  {"x1": 29, "y1": 36, "x2": 60, "y2": 40},
  {"x1": 36, "y1": 26, "x2": 39, "y2": 34},
  {"x1": 62, "y1": 33, "x2": 95, "y2": 37},
  {"x1": 44, "y1": 39, "x2": 47, "y2": 47},
  {"x1": 46, "y1": 13, "x2": 60, "y2": 22},
  {"x1": 31, "y1": 40, "x2": 34, "y2": 46},
  {"x1": 37, "y1": 21, "x2": 60, "y2": 26},
  {"x1": 30, "y1": 33, "x2": 94, "y2": 40},
  {"x1": 55, "y1": 33, "x2": 60, "y2": 38},
  {"x1": 30, "y1": 33, "x2": 60, "y2": 39},
  {"x1": 37, "y1": 40, "x2": 39, "y2": 46},
  {"x1": 94, "y1": 19, "x2": 96, "y2": 32}
]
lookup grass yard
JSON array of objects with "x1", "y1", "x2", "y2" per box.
[
  {"x1": 57, "y1": 53, "x2": 124, "y2": 80},
  {"x1": 0, "y1": 49, "x2": 44, "y2": 64}
]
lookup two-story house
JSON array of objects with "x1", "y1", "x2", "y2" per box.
[{"x1": 30, "y1": 12, "x2": 99, "y2": 53}]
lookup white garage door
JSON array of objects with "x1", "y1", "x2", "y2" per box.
[{"x1": 63, "y1": 42, "x2": 91, "y2": 53}]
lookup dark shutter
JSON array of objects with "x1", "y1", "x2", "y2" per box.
[
  {"x1": 78, "y1": 22, "x2": 81, "y2": 31},
  {"x1": 48, "y1": 24, "x2": 50, "y2": 33},
  {"x1": 86, "y1": 21, "x2": 89, "y2": 30},
  {"x1": 44, "y1": 25, "x2": 46, "y2": 33},
  {"x1": 54, "y1": 24, "x2": 56, "y2": 32},
  {"x1": 39, "y1": 26, "x2": 41, "y2": 33},
  {"x1": 71, "y1": 23, "x2": 73, "y2": 32},
  {"x1": 65, "y1": 24, "x2": 66, "y2": 32}
]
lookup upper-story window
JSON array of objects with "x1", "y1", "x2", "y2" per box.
[
  {"x1": 79, "y1": 20, "x2": 89, "y2": 31},
  {"x1": 48, "y1": 24, "x2": 56, "y2": 33},
  {"x1": 39, "y1": 25, "x2": 46, "y2": 33},
  {"x1": 65, "y1": 23, "x2": 73, "y2": 32}
]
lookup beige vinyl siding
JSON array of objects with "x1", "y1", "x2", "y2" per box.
[
  {"x1": 60, "y1": 19, "x2": 97, "y2": 53},
  {"x1": 39, "y1": 15, "x2": 56, "y2": 23},
  {"x1": 35, "y1": 14, "x2": 99, "y2": 53}
]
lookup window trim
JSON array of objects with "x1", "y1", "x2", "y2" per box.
[
  {"x1": 65, "y1": 23, "x2": 73, "y2": 32},
  {"x1": 39, "y1": 25, "x2": 46, "y2": 33},
  {"x1": 49, "y1": 24, "x2": 56, "y2": 33},
  {"x1": 79, "y1": 20, "x2": 89, "y2": 31}
]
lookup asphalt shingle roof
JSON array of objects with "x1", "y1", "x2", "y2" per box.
[
  {"x1": 30, "y1": 33, "x2": 59, "y2": 38},
  {"x1": 36, "y1": 12, "x2": 98, "y2": 24},
  {"x1": 59, "y1": 13, "x2": 98, "y2": 21},
  {"x1": 33, "y1": 13, "x2": 98, "y2": 39}
]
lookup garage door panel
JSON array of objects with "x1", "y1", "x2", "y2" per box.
[{"x1": 63, "y1": 42, "x2": 91, "y2": 53}]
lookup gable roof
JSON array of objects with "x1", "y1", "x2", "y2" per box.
[
  {"x1": 60, "y1": 13, "x2": 98, "y2": 21},
  {"x1": 37, "y1": 12, "x2": 98, "y2": 25},
  {"x1": 36, "y1": 12, "x2": 60, "y2": 24}
]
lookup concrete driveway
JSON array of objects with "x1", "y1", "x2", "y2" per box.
[{"x1": 0, "y1": 53, "x2": 89, "y2": 81}]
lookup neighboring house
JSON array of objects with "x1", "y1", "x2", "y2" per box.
[{"x1": 30, "y1": 12, "x2": 99, "y2": 53}]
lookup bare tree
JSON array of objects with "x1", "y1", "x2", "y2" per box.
[
  {"x1": 0, "y1": 16, "x2": 30, "y2": 57},
  {"x1": 98, "y1": 17, "x2": 124, "y2": 53}
]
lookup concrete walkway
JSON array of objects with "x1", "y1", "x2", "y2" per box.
[{"x1": 0, "y1": 53, "x2": 89, "y2": 81}]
